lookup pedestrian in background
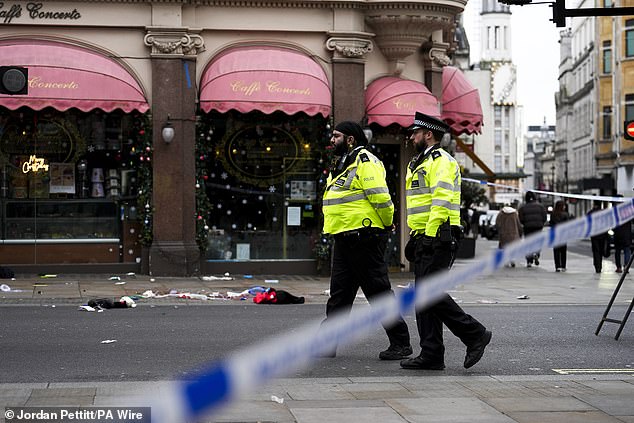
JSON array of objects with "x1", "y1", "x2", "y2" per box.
[
  {"x1": 319, "y1": 120, "x2": 411, "y2": 360},
  {"x1": 496, "y1": 203, "x2": 523, "y2": 267},
  {"x1": 518, "y1": 191, "x2": 547, "y2": 267},
  {"x1": 400, "y1": 112, "x2": 491, "y2": 371},
  {"x1": 613, "y1": 201, "x2": 632, "y2": 273},
  {"x1": 588, "y1": 200, "x2": 606, "y2": 273},
  {"x1": 550, "y1": 200, "x2": 572, "y2": 272}
]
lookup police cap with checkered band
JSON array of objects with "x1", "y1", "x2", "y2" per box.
[{"x1": 408, "y1": 111, "x2": 450, "y2": 134}]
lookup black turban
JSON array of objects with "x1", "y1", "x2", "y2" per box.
[{"x1": 334, "y1": 121, "x2": 367, "y2": 146}]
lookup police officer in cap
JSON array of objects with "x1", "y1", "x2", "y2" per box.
[
  {"x1": 400, "y1": 112, "x2": 492, "y2": 370},
  {"x1": 319, "y1": 121, "x2": 412, "y2": 360}
]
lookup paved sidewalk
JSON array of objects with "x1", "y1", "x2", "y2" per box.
[
  {"x1": 1, "y1": 238, "x2": 633, "y2": 423},
  {"x1": 1, "y1": 375, "x2": 634, "y2": 423},
  {"x1": 1, "y1": 239, "x2": 633, "y2": 306}
]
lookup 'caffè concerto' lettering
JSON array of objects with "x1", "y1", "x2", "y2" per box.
[
  {"x1": 29, "y1": 77, "x2": 79, "y2": 90},
  {"x1": 230, "y1": 80, "x2": 312, "y2": 97},
  {"x1": 392, "y1": 98, "x2": 416, "y2": 112},
  {"x1": 0, "y1": 2, "x2": 81, "y2": 24}
]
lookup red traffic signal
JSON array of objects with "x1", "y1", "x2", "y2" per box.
[{"x1": 625, "y1": 120, "x2": 634, "y2": 141}]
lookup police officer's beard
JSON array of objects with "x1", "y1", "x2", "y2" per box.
[
  {"x1": 415, "y1": 140, "x2": 426, "y2": 153},
  {"x1": 333, "y1": 141, "x2": 348, "y2": 156}
]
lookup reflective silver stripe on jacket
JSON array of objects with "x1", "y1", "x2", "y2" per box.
[
  {"x1": 373, "y1": 200, "x2": 394, "y2": 209},
  {"x1": 328, "y1": 168, "x2": 358, "y2": 192},
  {"x1": 431, "y1": 199, "x2": 461, "y2": 210},
  {"x1": 407, "y1": 205, "x2": 431, "y2": 215},
  {"x1": 364, "y1": 187, "x2": 389, "y2": 196},
  {"x1": 322, "y1": 193, "x2": 366, "y2": 206},
  {"x1": 433, "y1": 181, "x2": 456, "y2": 192},
  {"x1": 406, "y1": 187, "x2": 431, "y2": 196}
]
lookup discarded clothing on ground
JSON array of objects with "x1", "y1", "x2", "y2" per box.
[
  {"x1": 0, "y1": 266, "x2": 15, "y2": 279},
  {"x1": 253, "y1": 288, "x2": 304, "y2": 304},
  {"x1": 87, "y1": 296, "x2": 137, "y2": 309}
]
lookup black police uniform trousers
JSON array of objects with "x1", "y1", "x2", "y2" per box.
[
  {"x1": 324, "y1": 229, "x2": 410, "y2": 348},
  {"x1": 414, "y1": 238, "x2": 486, "y2": 360}
]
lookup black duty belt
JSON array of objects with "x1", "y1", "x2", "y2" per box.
[{"x1": 335, "y1": 227, "x2": 385, "y2": 238}]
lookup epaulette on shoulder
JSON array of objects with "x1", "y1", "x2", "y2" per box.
[
  {"x1": 359, "y1": 152, "x2": 370, "y2": 163},
  {"x1": 431, "y1": 150, "x2": 442, "y2": 160}
]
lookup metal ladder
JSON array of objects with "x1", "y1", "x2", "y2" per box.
[{"x1": 595, "y1": 252, "x2": 634, "y2": 340}]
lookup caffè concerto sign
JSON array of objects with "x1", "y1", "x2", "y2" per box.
[{"x1": 0, "y1": 2, "x2": 81, "y2": 24}]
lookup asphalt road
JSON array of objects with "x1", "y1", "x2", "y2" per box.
[{"x1": 1, "y1": 304, "x2": 632, "y2": 383}]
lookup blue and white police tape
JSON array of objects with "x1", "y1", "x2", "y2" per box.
[
  {"x1": 462, "y1": 177, "x2": 628, "y2": 204},
  {"x1": 148, "y1": 198, "x2": 634, "y2": 423}
]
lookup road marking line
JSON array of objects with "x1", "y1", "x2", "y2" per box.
[{"x1": 553, "y1": 368, "x2": 634, "y2": 374}]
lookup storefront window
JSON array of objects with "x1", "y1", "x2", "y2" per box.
[
  {"x1": 0, "y1": 107, "x2": 148, "y2": 264},
  {"x1": 198, "y1": 111, "x2": 329, "y2": 261}
]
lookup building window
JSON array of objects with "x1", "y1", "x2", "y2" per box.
[
  {"x1": 495, "y1": 26, "x2": 500, "y2": 49},
  {"x1": 602, "y1": 106, "x2": 612, "y2": 140},
  {"x1": 487, "y1": 27, "x2": 491, "y2": 49},
  {"x1": 626, "y1": 20, "x2": 634, "y2": 57},
  {"x1": 605, "y1": 0, "x2": 613, "y2": 6},
  {"x1": 495, "y1": 129, "x2": 502, "y2": 147},
  {"x1": 602, "y1": 41, "x2": 612, "y2": 74},
  {"x1": 494, "y1": 106, "x2": 502, "y2": 126},
  {"x1": 626, "y1": 94, "x2": 634, "y2": 121}
]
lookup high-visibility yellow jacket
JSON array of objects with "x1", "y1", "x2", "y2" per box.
[
  {"x1": 322, "y1": 148, "x2": 394, "y2": 235},
  {"x1": 406, "y1": 144, "x2": 461, "y2": 237}
]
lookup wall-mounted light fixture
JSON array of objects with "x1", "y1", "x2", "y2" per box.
[{"x1": 162, "y1": 115, "x2": 175, "y2": 144}]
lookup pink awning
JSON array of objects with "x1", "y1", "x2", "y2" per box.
[
  {"x1": 441, "y1": 66, "x2": 483, "y2": 135},
  {"x1": 365, "y1": 77, "x2": 440, "y2": 128},
  {"x1": 200, "y1": 47, "x2": 331, "y2": 117},
  {"x1": 0, "y1": 40, "x2": 149, "y2": 113}
]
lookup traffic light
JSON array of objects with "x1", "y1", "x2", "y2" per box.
[
  {"x1": 625, "y1": 120, "x2": 634, "y2": 141},
  {"x1": 550, "y1": 0, "x2": 566, "y2": 27},
  {"x1": 0, "y1": 66, "x2": 28, "y2": 95}
]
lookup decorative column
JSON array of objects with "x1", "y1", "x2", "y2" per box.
[
  {"x1": 422, "y1": 39, "x2": 451, "y2": 100},
  {"x1": 144, "y1": 27, "x2": 205, "y2": 276},
  {"x1": 326, "y1": 32, "x2": 374, "y2": 123}
]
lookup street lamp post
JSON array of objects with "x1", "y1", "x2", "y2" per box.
[{"x1": 564, "y1": 158, "x2": 570, "y2": 193}]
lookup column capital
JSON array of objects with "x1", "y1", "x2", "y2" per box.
[
  {"x1": 423, "y1": 42, "x2": 451, "y2": 72},
  {"x1": 326, "y1": 31, "x2": 374, "y2": 63},
  {"x1": 144, "y1": 27, "x2": 205, "y2": 57}
]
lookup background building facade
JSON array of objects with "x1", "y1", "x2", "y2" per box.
[{"x1": 0, "y1": 0, "x2": 480, "y2": 275}]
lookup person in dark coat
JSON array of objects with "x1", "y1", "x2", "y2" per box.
[
  {"x1": 588, "y1": 201, "x2": 607, "y2": 273},
  {"x1": 550, "y1": 200, "x2": 572, "y2": 272},
  {"x1": 613, "y1": 221, "x2": 632, "y2": 273},
  {"x1": 518, "y1": 191, "x2": 547, "y2": 267},
  {"x1": 613, "y1": 210, "x2": 632, "y2": 273}
]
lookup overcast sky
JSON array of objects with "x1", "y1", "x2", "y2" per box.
[
  {"x1": 511, "y1": 4, "x2": 561, "y2": 128},
  {"x1": 463, "y1": 1, "x2": 561, "y2": 129}
]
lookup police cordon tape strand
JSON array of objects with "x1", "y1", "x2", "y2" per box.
[
  {"x1": 146, "y1": 198, "x2": 634, "y2": 423},
  {"x1": 462, "y1": 177, "x2": 628, "y2": 204}
]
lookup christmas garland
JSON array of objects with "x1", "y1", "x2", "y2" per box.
[
  {"x1": 133, "y1": 113, "x2": 153, "y2": 246},
  {"x1": 195, "y1": 118, "x2": 214, "y2": 251}
]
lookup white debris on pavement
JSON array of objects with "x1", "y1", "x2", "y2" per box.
[
  {"x1": 202, "y1": 275, "x2": 234, "y2": 281},
  {"x1": 270, "y1": 395, "x2": 284, "y2": 404}
]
